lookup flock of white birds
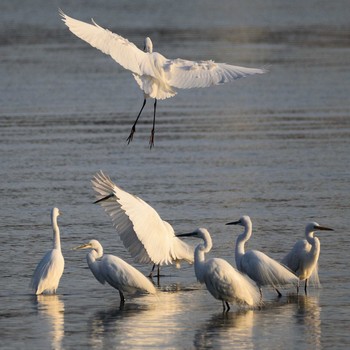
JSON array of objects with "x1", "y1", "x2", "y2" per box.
[
  {"x1": 30, "y1": 11, "x2": 333, "y2": 311},
  {"x1": 31, "y1": 172, "x2": 333, "y2": 311}
]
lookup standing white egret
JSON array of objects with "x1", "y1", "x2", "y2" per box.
[
  {"x1": 59, "y1": 10, "x2": 266, "y2": 148},
  {"x1": 226, "y1": 216, "x2": 299, "y2": 297},
  {"x1": 30, "y1": 208, "x2": 64, "y2": 295},
  {"x1": 91, "y1": 171, "x2": 194, "y2": 278},
  {"x1": 74, "y1": 239, "x2": 157, "y2": 303},
  {"x1": 281, "y1": 222, "x2": 333, "y2": 294},
  {"x1": 178, "y1": 228, "x2": 261, "y2": 311}
]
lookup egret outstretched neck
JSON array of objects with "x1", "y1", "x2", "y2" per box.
[
  {"x1": 234, "y1": 216, "x2": 252, "y2": 269},
  {"x1": 51, "y1": 208, "x2": 61, "y2": 251}
]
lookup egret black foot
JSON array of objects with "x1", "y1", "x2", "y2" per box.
[{"x1": 126, "y1": 128, "x2": 135, "y2": 144}]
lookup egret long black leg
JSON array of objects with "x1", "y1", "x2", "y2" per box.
[
  {"x1": 119, "y1": 290, "x2": 125, "y2": 304},
  {"x1": 127, "y1": 98, "x2": 146, "y2": 144},
  {"x1": 275, "y1": 288, "x2": 282, "y2": 298},
  {"x1": 149, "y1": 99, "x2": 157, "y2": 148},
  {"x1": 304, "y1": 279, "x2": 308, "y2": 295},
  {"x1": 148, "y1": 264, "x2": 156, "y2": 278}
]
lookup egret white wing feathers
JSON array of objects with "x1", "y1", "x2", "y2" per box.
[
  {"x1": 240, "y1": 250, "x2": 298, "y2": 289},
  {"x1": 164, "y1": 59, "x2": 266, "y2": 89},
  {"x1": 60, "y1": 10, "x2": 146, "y2": 75},
  {"x1": 92, "y1": 171, "x2": 194, "y2": 266},
  {"x1": 60, "y1": 10, "x2": 266, "y2": 94},
  {"x1": 282, "y1": 238, "x2": 321, "y2": 287},
  {"x1": 204, "y1": 258, "x2": 261, "y2": 307},
  {"x1": 30, "y1": 249, "x2": 64, "y2": 295},
  {"x1": 101, "y1": 254, "x2": 157, "y2": 294}
]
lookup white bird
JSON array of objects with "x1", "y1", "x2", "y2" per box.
[
  {"x1": 91, "y1": 171, "x2": 194, "y2": 278},
  {"x1": 281, "y1": 222, "x2": 333, "y2": 294},
  {"x1": 30, "y1": 208, "x2": 65, "y2": 295},
  {"x1": 59, "y1": 10, "x2": 266, "y2": 148},
  {"x1": 177, "y1": 228, "x2": 261, "y2": 311},
  {"x1": 226, "y1": 215, "x2": 299, "y2": 297},
  {"x1": 74, "y1": 239, "x2": 157, "y2": 303}
]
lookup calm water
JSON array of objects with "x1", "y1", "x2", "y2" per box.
[{"x1": 1, "y1": 0, "x2": 350, "y2": 349}]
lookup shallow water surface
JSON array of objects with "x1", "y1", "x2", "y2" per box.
[{"x1": 1, "y1": 0, "x2": 350, "y2": 349}]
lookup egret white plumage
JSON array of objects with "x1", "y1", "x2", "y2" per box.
[
  {"x1": 30, "y1": 208, "x2": 64, "y2": 295},
  {"x1": 281, "y1": 222, "x2": 333, "y2": 294},
  {"x1": 226, "y1": 216, "x2": 299, "y2": 297},
  {"x1": 59, "y1": 10, "x2": 266, "y2": 148},
  {"x1": 178, "y1": 228, "x2": 261, "y2": 311},
  {"x1": 74, "y1": 239, "x2": 157, "y2": 303},
  {"x1": 91, "y1": 171, "x2": 194, "y2": 278}
]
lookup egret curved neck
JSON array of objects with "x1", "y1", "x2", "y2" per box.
[
  {"x1": 194, "y1": 246, "x2": 206, "y2": 283},
  {"x1": 86, "y1": 249, "x2": 105, "y2": 284},
  {"x1": 235, "y1": 224, "x2": 252, "y2": 268},
  {"x1": 194, "y1": 232, "x2": 212, "y2": 283},
  {"x1": 51, "y1": 213, "x2": 61, "y2": 250},
  {"x1": 306, "y1": 231, "x2": 320, "y2": 256}
]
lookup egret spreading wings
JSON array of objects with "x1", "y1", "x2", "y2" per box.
[
  {"x1": 91, "y1": 171, "x2": 194, "y2": 278},
  {"x1": 60, "y1": 10, "x2": 266, "y2": 147}
]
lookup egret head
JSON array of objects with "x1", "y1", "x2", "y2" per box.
[
  {"x1": 226, "y1": 215, "x2": 251, "y2": 227},
  {"x1": 144, "y1": 37, "x2": 153, "y2": 53},
  {"x1": 73, "y1": 239, "x2": 101, "y2": 251},
  {"x1": 306, "y1": 222, "x2": 333, "y2": 234},
  {"x1": 177, "y1": 228, "x2": 204, "y2": 239}
]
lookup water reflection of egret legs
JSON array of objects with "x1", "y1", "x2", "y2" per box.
[
  {"x1": 288, "y1": 294, "x2": 321, "y2": 349},
  {"x1": 35, "y1": 295, "x2": 65, "y2": 350},
  {"x1": 87, "y1": 289, "x2": 197, "y2": 349},
  {"x1": 194, "y1": 309, "x2": 255, "y2": 349}
]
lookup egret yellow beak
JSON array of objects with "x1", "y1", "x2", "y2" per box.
[{"x1": 73, "y1": 243, "x2": 92, "y2": 250}]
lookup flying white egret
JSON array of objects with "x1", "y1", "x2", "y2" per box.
[
  {"x1": 59, "y1": 10, "x2": 266, "y2": 148},
  {"x1": 30, "y1": 208, "x2": 64, "y2": 295},
  {"x1": 91, "y1": 170, "x2": 194, "y2": 278},
  {"x1": 226, "y1": 216, "x2": 299, "y2": 297},
  {"x1": 178, "y1": 228, "x2": 261, "y2": 311},
  {"x1": 281, "y1": 222, "x2": 333, "y2": 294},
  {"x1": 74, "y1": 239, "x2": 157, "y2": 303}
]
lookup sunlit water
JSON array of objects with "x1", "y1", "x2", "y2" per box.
[{"x1": 1, "y1": 0, "x2": 350, "y2": 349}]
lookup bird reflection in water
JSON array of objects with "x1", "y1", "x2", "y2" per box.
[
  {"x1": 194, "y1": 309, "x2": 255, "y2": 349},
  {"x1": 35, "y1": 295, "x2": 65, "y2": 350},
  {"x1": 288, "y1": 294, "x2": 321, "y2": 349},
  {"x1": 87, "y1": 289, "x2": 195, "y2": 349}
]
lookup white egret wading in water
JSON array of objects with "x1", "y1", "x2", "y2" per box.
[
  {"x1": 178, "y1": 228, "x2": 261, "y2": 311},
  {"x1": 59, "y1": 10, "x2": 266, "y2": 148},
  {"x1": 282, "y1": 222, "x2": 333, "y2": 294},
  {"x1": 91, "y1": 171, "x2": 194, "y2": 279},
  {"x1": 226, "y1": 216, "x2": 299, "y2": 297},
  {"x1": 74, "y1": 239, "x2": 157, "y2": 303},
  {"x1": 30, "y1": 208, "x2": 64, "y2": 295}
]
